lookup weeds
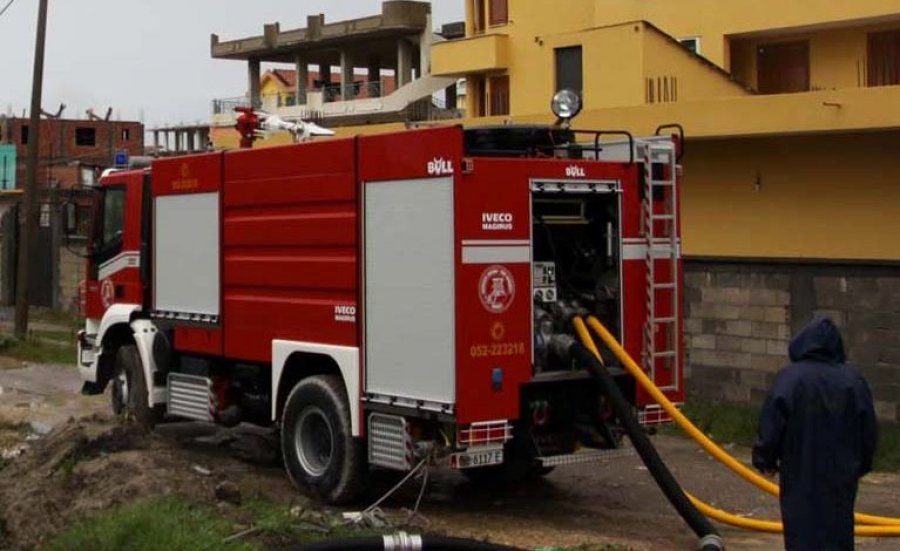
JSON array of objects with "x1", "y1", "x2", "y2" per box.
[
  {"x1": 30, "y1": 308, "x2": 83, "y2": 330},
  {"x1": 43, "y1": 496, "x2": 380, "y2": 551},
  {"x1": 0, "y1": 334, "x2": 75, "y2": 365},
  {"x1": 43, "y1": 497, "x2": 257, "y2": 551},
  {"x1": 663, "y1": 399, "x2": 900, "y2": 472},
  {"x1": 238, "y1": 496, "x2": 377, "y2": 546}
]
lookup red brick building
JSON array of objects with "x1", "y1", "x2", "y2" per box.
[{"x1": 0, "y1": 114, "x2": 144, "y2": 189}]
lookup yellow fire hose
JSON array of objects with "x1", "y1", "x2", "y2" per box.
[{"x1": 572, "y1": 315, "x2": 900, "y2": 535}]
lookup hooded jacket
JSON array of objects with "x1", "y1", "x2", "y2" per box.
[{"x1": 752, "y1": 317, "x2": 877, "y2": 551}]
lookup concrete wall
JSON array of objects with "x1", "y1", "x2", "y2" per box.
[
  {"x1": 681, "y1": 131, "x2": 900, "y2": 261},
  {"x1": 685, "y1": 261, "x2": 900, "y2": 421}
]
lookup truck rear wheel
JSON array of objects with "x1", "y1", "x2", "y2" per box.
[
  {"x1": 281, "y1": 375, "x2": 365, "y2": 504},
  {"x1": 111, "y1": 344, "x2": 161, "y2": 428}
]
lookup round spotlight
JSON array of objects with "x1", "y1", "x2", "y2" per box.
[{"x1": 551, "y1": 89, "x2": 583, "y2": 120}]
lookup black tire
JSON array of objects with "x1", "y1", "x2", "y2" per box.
[
  {"x1": 111, "y1": 345, "x2": 161, "y2": 429},
  {"x1": 281, "y1": 375, "x2": 366, "y2": 504}
]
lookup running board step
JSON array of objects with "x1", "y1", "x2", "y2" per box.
[
  {"x1": 538, "y1": 447, "x2": 636, "y2": 467},
  {"x1": 167, "y1": 373, "x2": 214, "y2": 422}
]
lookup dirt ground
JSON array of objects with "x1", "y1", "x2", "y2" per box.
[{"x1": 2, "y1": 363, "x2": 900, "y2": 550}]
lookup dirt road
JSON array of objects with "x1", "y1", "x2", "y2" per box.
[{"x1": 2, "y1": 363, "x2": 899, "y2": 550}]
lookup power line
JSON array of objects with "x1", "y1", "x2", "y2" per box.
[{"x1": 0, "y1": 0, "x2": 18, "y2": 19}]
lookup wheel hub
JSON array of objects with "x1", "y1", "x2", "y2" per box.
[{"x1": 294, "y1": 406, "x2": 334, "y2": 477}]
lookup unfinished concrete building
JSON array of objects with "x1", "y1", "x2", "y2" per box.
[{"x1": 210, "y1": 0, "x2": 458, "y2": 142}]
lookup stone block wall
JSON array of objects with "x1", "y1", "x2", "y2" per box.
[
  {"x1": 58, "y1": 243, "x2": 86, "y2": 313},
  {"x1": 684, "y1": 261, "x2": 900, "y2": 421}
]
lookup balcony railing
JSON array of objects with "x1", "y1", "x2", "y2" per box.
[
  {"x1": 213, "y1": 79, "x2": 392, "y2": 115},
  {"x1": 319, "y1": 79, "x2": 388, "y2": 102},
  {"x1": 213, "y1": 96, "x2": 256, "y2": 114}
]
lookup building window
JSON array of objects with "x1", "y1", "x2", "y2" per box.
[
  {"x1": 472, "y1": 75, "x2": 487, "y2": 117},
  {"x1": 121, "y1": 128, "x2": 130, "y2": 141},
  {"x1": 679, "y1": 37, "x2": 701, "y2": 55},
  {"x1": 20, "y1": 125, "x2": 28, "y2": 145},
  {"x1": 868, "y1": 30, "x2": 900, "y2": 87},
  {"x1": 757, "y1": 41, "x2": 809, "y2": 94},
  {"x1": 489, "y1": 75, "x2": 510, "y2": 116},
  {"x1": 555, "y1": 46, "x2": 583, "y2": 96},
  {"x1": 75, "y1": 127, "x2": 97, "y2": 147},
  {"x1": 473, "y1": 0, "x2": 486, "y2": 33},
  {"x1": 489, "y1": 0, "x2": 508, "y2": 26}
]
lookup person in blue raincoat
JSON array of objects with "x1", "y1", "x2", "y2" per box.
[{"x1": 752, "y1": 317, "x2": 877, "y2": 551}]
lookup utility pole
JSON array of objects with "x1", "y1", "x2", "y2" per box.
[{"x1": 15, "y1": 0, "x2": 50, "y2": 338}]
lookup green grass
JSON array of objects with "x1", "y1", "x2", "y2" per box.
[
  {"x1": 873, "y1": 425, "x2": 900, "y2": 472},
  {"x1": 663, "y1": 399, "x2": 900, "y2": 472},
  {"x1": 662, "y1": 401, "x2": 759, "y2": 448},
  {"x1": 0, "y1": 334, "x2": 76, "y2": 365},
  {"x1": 43, "y1": 496, "x2": 380, "y2": 551},
  {"x1": 43, "y1": 497, "x2": 257, "y2": 551},
  {"x1": 30, "y1": 308, "x2": 83, "y2": 330},
  {"x1": 32, "y1": 329, "x2": 76, "y2": 343}
]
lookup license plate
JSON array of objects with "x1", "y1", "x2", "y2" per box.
[{"x1": 452, "y1": 447, "x2": 504, "y2": 469}]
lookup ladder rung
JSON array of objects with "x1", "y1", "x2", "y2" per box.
[
  {"x1": 650, "y1": 214, "x2": 675, "y2": 221},
  {"x1": 651, "y1": 351, "x2": 678, "y2": 358},
  {"x1": 652, "y1": 317, "x2": 677, "y2": 324},
  {"x1": 650, "y1": 180, "x2": 675, "y2": 186},
  {"x1": 653, "y1": 283, "x2": 676, "y2": 290}
]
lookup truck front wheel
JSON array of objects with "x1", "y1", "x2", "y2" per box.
[
  {"x1": 281, "y1": 375, "x2": 365, "y2": 504},
  {"x1": 110, "y1": 344, "x2": 161, "y2": 428}
]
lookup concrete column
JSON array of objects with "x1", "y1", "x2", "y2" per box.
[
  {"x1": 319, "y1": 63, "x2": 332, "y2": 101},
  {"x1": 248, "y1": 58, "x2": 261, "y2": 108},
  {"x1": 420, "y1": 13, "x2": 433, "y2": 76},
  {"x1": 340, "y1": 50, "x2": 354, "y2": 101},
  {"x1": 295, "y1": 55, "x2": 309, "y2": 105},
  {"x1": 152, "y1": 131, "x2": 159, "y2": 150},
  {"x1": 367, "y1": 60, "x2": 381, "y2": 97},
  {"x1": 187, "y1": 131, "x2": 196, "y2": 152},
  {"x1": 175, "y1": 131, "x2": 182, "y2": 152},
  {"x1": 397, "y1": 38, "x2": 413, "y2": 87}
]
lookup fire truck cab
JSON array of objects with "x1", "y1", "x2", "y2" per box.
[{"x1": 76, "y1": 112, "x2": 684, "y2": 503}]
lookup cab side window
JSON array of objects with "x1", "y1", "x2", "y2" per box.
[{"x1": 101, "y1": 187, "x2": 125, "y2": 248}]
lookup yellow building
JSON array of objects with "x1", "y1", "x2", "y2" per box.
[{"x1": 432, "y1": 1, "x2": 900, "y2": 415}]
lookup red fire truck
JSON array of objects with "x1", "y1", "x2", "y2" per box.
[{"x1": 75, "y1": 98, "x2": 684, "y2": 503}]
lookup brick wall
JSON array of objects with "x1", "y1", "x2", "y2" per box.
[
  {"x1": 0, "y1": 116, "x2": 143, "y2": 189},
  {"x1": 685, "y1": 261, "x2": 900, "y2": 421}
]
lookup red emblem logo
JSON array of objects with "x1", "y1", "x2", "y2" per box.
[
  {"x1": 100, "y1": 278, "x2": 116, "y2": 309},
  {"x1": 478, "y1": 265, "x2": 515, "y2": 314}
]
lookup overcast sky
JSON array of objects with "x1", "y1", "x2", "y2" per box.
[{"x1": 0, "y1": 0, "x2": 464, "y2": 128}]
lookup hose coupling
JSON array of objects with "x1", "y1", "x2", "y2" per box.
[
  {"x1": 384, "y1": 532, "x2": 424, "y2": 551},
  {"x1": 698, "y1": 534, "x2": 726, "y2": 551}
]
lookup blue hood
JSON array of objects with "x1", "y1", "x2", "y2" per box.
[{"x1": 788, "y1": 317, "x2": 846, "y2": 364}]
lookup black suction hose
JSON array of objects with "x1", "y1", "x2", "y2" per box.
[
  {"x1": 291, "y1": 534, "x2": 525, "y2": 551},
  {"x1": 568, "y1": 341, "x2": 725, "y2": 551}
]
